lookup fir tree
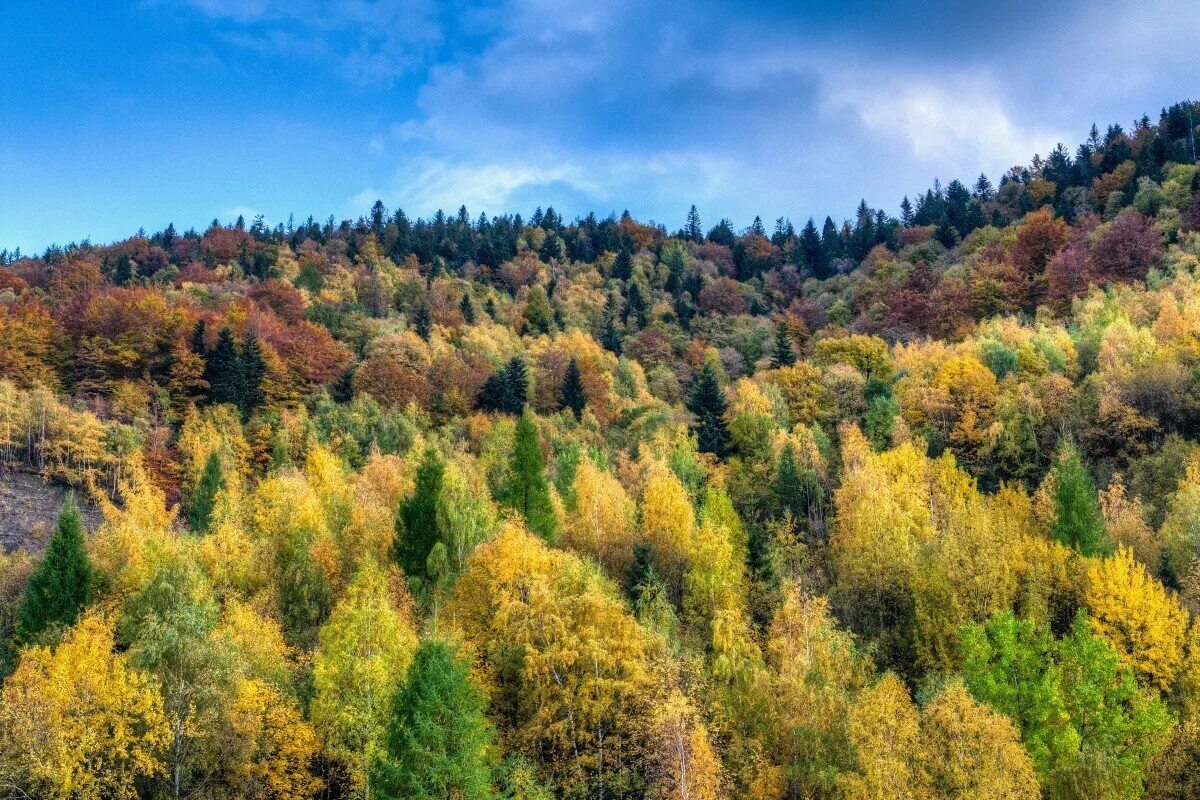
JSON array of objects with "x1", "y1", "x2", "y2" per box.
[
  {"x1": 16, "y1": 496, "x2": 91, "y2": 644},
  {"x1": 187, "y1": 452, "x2": 223, "y2": 534},
  {"x1": 371, "y1": 639, "x2": 496, "y2": 800},
  {"x1": 771, "y1": 318, "x2": 796, "y2": 368},
  {"x1": 559, "y1": 358, "x2": 586, "y2": 419},
  {"x1": 205, "y1": 326, "x2": 241, "y2": 406},
  {"x1": 612, "y1": 248, "x2": 633, "y2": 281},
  {"x1": 238, "y1": 332, "x2": 265, "y2": 417},
  {"x1": 459, "y1": 291, "x2": 476, "y2": 324},
  {"x1": 484, "y1": 297, "x2": 497, "y2": 320},
  {"x1": 395, "y1": 448, "x2": 445, "y2": 580},
  {"x1": 687, "y1": 360, "x2": 730, "y2": 457},
  {"x1": 500, "y1": 356, "x2": 528, "y2": 415},
  {"x1": 189, "y1": 319, "x2": 207, "y2": 356},
  {"x1": 506, "y1": 410, "x2": 556, "y2": 541},
  {"x1": 685, "y1": 205, "x2": 703, "y2": 242},
  {"x1": 412, "y1": 301, "x2": 433, "y2": 341},
  {"x1": 1051, "y1": 442, "x2": 1111, "y2": 557},
  {"x1": 601, "y1": 295, "x2": 622, "y2": 354}
]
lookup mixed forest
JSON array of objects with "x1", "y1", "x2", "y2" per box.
[{"x1": 4, "y1": 101, "x2": 1200, "y2": 800}]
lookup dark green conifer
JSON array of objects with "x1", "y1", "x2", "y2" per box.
[
  {"x1": 459, "y1": 291, "x2": 476, "y2": 324},
  {"x1": 686, "y1": 361, "x2": 730, "y2": 457},
  {"x1": 395, "y1": 448, "x2": 445, "y2": 580},
  {"x1": 187, "y1": 452, "x2": 223, "y2": 534},
  {"x1": 412, "y1": 301, "x2": 433, "y2": 341},
  {"x1": 506, "y1": 410, "x2": 555, "y2": 541},
  {"x1": 559, "y1": 357, "x2": 586, "y2": 419},
  {"x1": 1051, "y1": 441, "x2": 1111, "y2": 557},
  {"x1": 771, "y1": 318, "x2": 796, "y2": 368},
  {"x1": 205, "y1": 326, "x2": 241, "y2": 406},
  {"x1": 16, "y1": 496, "x2": 91, "y2": 644}
]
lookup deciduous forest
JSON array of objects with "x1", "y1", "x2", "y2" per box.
[{"x1": 3, "y1": 101, "x2": 1200, "y2": 800}]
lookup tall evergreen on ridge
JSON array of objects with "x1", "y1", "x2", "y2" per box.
[
  {"x1": 459, "y1": 291, "x2": 476, "y2": 324},
  {"x1": 412, "y1": 301, "x2": 433, "y2": 341},
  {"x1": 239, "y1": 332, "x2": 265, "y2": 417},
  {"x1": 16, "y1": 496, "x2": 91, "y2": 644},
  {"x1": 687, "y1": 360, "x2": 730, "y2": 456},
  {"x1": 685, "y1": 205, "x2": 703, "y2": 241},
  {"x1": 559, "y1": 357, "x2": 587, "y2": 419}
]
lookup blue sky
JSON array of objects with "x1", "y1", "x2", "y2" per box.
[{"x1": 3, "y1": 0, "x2": 1199, "y2": 252}]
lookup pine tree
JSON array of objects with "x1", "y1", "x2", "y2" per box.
[
  {"x1": 506, "y1": 410, "x2": 556, "y2": 541},
  {"x1": 601, "y1": 295, "x2": 622, "y2": 354},
  {"x1": 484, "y1": 297, "x2": 497, "y2": 320},
  {"x1": 187, "y1": 451, "x2": 223, "y2": 534},
  {"x1": 412, "y1": 301, "x2": 433, "y2": 341},
  {"x1": 459, "y1": 291, "x2": 476, "y2": 324},
  {"x1": 559, "y1": 358, "x2": 586, "y2": 419},
  {"x1": 1051, "y1": 442, "x2": 1111, "y2": 557},
  {"x1": 238, "y1": 332, "x2": 265, "y2": 417},
  {"x1": 189, "y1": 319, "x2": 207, "y2": 356},
  {"x1": 371, "y1": 639, "x2": 496, "y2": 800},
  {"x1": 500, "y1": 356, "x2": 527, "y2": 415},
  {"x1": 613, "y1": 248, "x2": 634, "y2": 281},
  {"x1": 16, "y1": 496, "x2": 91, "y2": 643},
  {"x1": 624, "y1": 281, "x2": 647, "y2": 331},
  {"x1": 395, "y1": 448, "x2": 445, "y2": 580},
  {"x1": 771, "y1": 318, "x2": 796, "y2": 368},
  {"x1": 687, "y1": 361, "x2": 730, "y2": 457},
  {"x1": 685, "y1": 205, "x2": 703, "y2": 242},
  {"x1": 206, "y1": 326, "x2": 241, "y2": 406}
]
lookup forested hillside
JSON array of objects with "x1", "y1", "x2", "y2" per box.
[{"x1": 2, "y1": 101, "x2": 1200, "y2": 800}]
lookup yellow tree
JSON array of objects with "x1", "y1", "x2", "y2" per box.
[
  {"x1": 565, "y1": 459, "x2": 637, "y2": 578},
  {"x1": 646, "y1": 691, "x2": 726, "y2": 800},
  {"x1": 310, "y1": 558, "x2": 418, "y2": 797},
  {"x1": 224, "y1": 678, "x2": 322, "y2": 800},
  {"x1": 838, "y1": 674, "x2": 928, "y2": 800},
  {"x1": 0, "y1": 614, "x2": 169, "y2": 800},
  {"x1": 446, "y1": 521, "x2": 657, "y2": 799},
  {"x1": 640, "y1": 462, "x2": 695, "y2": 599},
  {"x1": 920, "y1": 682, "x2": 1040, "y2": 800},
  {"x1": 1084, "y1": 545, "x2": 1189, "y2": 693}
]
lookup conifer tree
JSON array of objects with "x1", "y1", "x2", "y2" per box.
[
  {"x1": 559, "y1": 358, "x2": 586, "y2": 419},
  {"x1": 459, "y1": 291, "x2": 476, "y2": 324},
  {"x1": 687, "y1": 361, "x2": 730, "y2": 457},
  {"x1": 205, "y1": 326, "x2": 241, "y2": 406},
  {"x1": 16, "y1": 496, "x2": 91, "y2": 643},
  {"x1": 601, "y1": 295, "x2": 622, "y2": 354},
  {"x1": 500, "y1": 356, "x2": 528, "y2": 415},
  {"x1": 187, "y1": 451, "x2": 223, "y2": 534},
  {"x1": 685, "y1": 205, "x2": 703, "y2": 242},
  {"x1": 613, "y1": 248, "x2": 634, "y2": 281},
  {"x1": 1052, "y1": 442, "x2": 1111, "y2": 557},
  {"x1": 395, "y1": 448, "x2": 445, "y2": 580},
  {"x1": 506, "y1": 410, "x2": 556, "y2": 541},
  {"x1": 771, "y1": 318, "x2": 796, "y2": 368},
  {"x1": 371, "y1": 639, "x2": 496, "y2": 800},
  {"x1": 238, "y1": 332, "x2": 265, "y2": 417},
  {"x1": 412, "y1": 301, "x2": 433, "y2": 341}
]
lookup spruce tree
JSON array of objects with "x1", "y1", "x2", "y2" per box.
[
  {"x1": 612, "y1": 248, "x2": 633, "y2": 281},
  {"x1": 1051, "y1": 441, "x2": 1110, "y2": 557},
  {"x1": 685, "y1": 205, "x2": 703, "y2": 242},
  {"x1": 371, "y1": 639, "x2": 496, "y2": 800},
  {"x1": 500, "y1": 356, "x2": 528, "y2": 415},
  {"x1": 206, "y1": 326, "x2": 241, "y2": 406},
  {"x1": 412, "y1": 301, "x2": 433, "y2": 342},
  {"x1": 506, "y1": 410, "x2": 555, "y2": 541},
  {"x1": 187, "y1": 451, "x2": 223, "y2": 534},
  {"x1": 559, "y1": 358, "x2": 586, "y2": 419},
  {"x1": 395, "y1": 448, "x2": 445, "y2": 580},
  {"x1": 771, "y1": 318, "x2": 796, "y2": 368},
  {"x1": 459, "y1": 291, "x2": 476, "y2": 324},
  {"x1": 238, "y1": 332, "x2": 265, "y2": 417},
  {"x1": 687, "y1": 361, "x2": 730, "y2": 456},
  {"x1": 16, "y1": 496, "x2": 91, "y2": 643},
  {"x1": 189, "y1": 319, "x2": 207, "y2": 356},
  {"x1": 601, "y1": 295, "x2": 622, "y2": 354}
]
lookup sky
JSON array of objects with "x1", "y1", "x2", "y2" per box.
[{"x1": 2, "y1": 0, "x2": 1199, "y2": 253}]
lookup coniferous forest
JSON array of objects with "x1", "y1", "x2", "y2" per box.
[{"x1": 3, "y1": 101, "x2": 1200, "y2": 800}]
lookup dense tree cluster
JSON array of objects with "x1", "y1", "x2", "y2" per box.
[{"x1": 2, "y1": 101, "x2": 1200, "y2": 799}]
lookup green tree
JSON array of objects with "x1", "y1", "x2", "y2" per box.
[
  {"x1": 1052, "y1": 441, "x2": 1111, "y2": 557},
  {"x1": 412, "y1": 301, "x2": 433, "y2": 341},
  {"x1": 523, "y1": 285, "x2": 554, "y2": 335},
  {"x1": 459, "y1": 291, "x2": 476, "y2": 324},
  {"x1": 238, "y1": 332, "x2": 265, "y2": 417},
  {"x1": 187, "y1": 451, "x2": 223, "y2": 535},
  {"x1": 506, "y1": 410, "x2": 556, "y2": 541},
  {"x1": 16, "y1": 496, "x2": 91, "y2": 644},
  {"x1": 687, "y1": 361, "x2": 730, "y2": 457},
  {"x1": 205, "y1": 326, "x2": 241, "y2": 406},
  {"x1": 395, "y1": 448, "x2": 445, "y2": 581},
  {"x1": 559, "y1": 357, "x2": 586, "y2": 419},
  {"x1": 771, "y1": 318, "x2": 796, "y2": 368},
  {"x1": 774, "y1": 444, "x2": 820, "y2": 529},
  {"x1": 371, "y1": 639, "x2": 496, "y2": 800}
]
